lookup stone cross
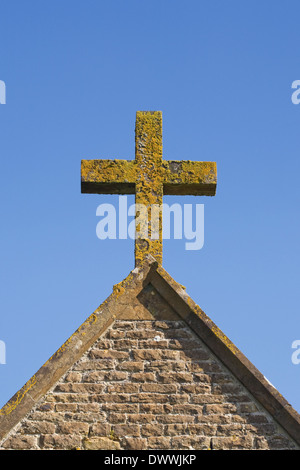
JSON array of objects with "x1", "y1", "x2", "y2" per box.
[{"x1": 81, "y1": 111, "x2": 217, "y2": 267}]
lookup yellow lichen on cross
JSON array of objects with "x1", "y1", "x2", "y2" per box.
[{"x1": 81, "y1": 111, "x2": 217, "y2": 266}]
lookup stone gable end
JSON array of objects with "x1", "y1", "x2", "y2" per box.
[{"x1": 0, "y1": 318, "x2": 298, "y2": 450}]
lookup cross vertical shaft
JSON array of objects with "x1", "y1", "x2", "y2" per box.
[{"x1": 135, "y1": 111, "x2": 163, "y2": 266}]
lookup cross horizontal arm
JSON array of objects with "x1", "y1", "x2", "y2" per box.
[
  {"x1": 162, "y1": 160, "x2": 217, "y2": 196},
  {"x1": 81, "y1": 159, "x2": 137, "y2": 194}
]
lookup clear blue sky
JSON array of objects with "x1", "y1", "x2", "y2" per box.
[{"x1": 1, "y1": 1, "x2": 300, "y2": 413}]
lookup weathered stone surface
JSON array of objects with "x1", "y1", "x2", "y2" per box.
[
  {"x1": 81, "y1": 111, "x2": 217, "y2": 267},
  {"x1": 0, "y1": 258, "x2": 299, "y2": 450},
  {"x1": 2, "y1": 435, "x2": 38, "y2": 450},
  {"x1": 0, "y1": 319, "x2": 299, "y2": 450},
  {"x1": 83, "y1": 437, "x2": 121, "y2": 450}
]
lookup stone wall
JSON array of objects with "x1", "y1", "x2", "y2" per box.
[{"x1": 0, "y1": 320, "x2": 298, "y2": 450}]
